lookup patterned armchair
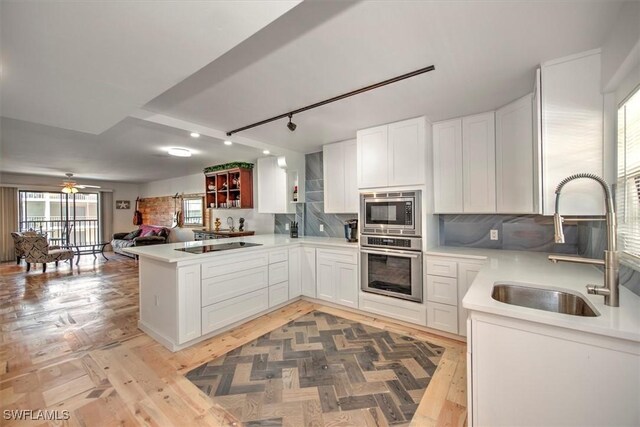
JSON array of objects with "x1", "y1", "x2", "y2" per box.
[
  {"x1": 10, "y1": 232, "x2": 27, "y2": 264},
  {"x1": 21, "y1": 235, "x2": 74, "y2": 273}
]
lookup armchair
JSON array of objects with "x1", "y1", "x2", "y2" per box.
[
  {"x1": 10, "y1": 232, "x2": 26, "y2": 264},
  {"x1": 21, "y1": 235, "x2": 74, "y2": 273}
]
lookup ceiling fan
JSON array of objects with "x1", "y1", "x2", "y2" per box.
[{"x1": 59, "y1": 173, "x2": 101, "y2": 193}]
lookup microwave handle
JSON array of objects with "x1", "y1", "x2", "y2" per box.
[{"x1": 361, "y1": 249, "x2": 421, "y2": 258}]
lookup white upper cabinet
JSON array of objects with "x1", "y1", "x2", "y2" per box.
[
  {"x1": 357, "y1": 125, "x2": 388, "y2": 188},
  {"x1": 433, "y1": 119, "x2": 463, "y2": 213},
  {"x1": 462, "y1": 112, "x2": 496, "y2": 213},
  {"x1": 357, "y1": 117, "x2": 426, "y2": 189},
  {"x1": 257, "y1": 156, "x2": 288, "y2": 214},
  {"x1": 323, "y1": 139, "x2": 358, "y2": 213},
  {"x1": 540, "y1": 49, "x2": 604, "y2": 216},
  {"x1": 388, "y1": 118, "x2": 426, "y2": 187},
  {"x1": 496, "y1": 94, "x2": 537, "y2": 214},
  {"x1": 433, "y1": 113, "x2": 496, "y2": 213}
]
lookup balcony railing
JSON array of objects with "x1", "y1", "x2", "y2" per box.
[{"x1": 19, "y1": 219, "x2": 100, "y2": 246}]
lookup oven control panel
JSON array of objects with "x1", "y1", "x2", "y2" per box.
[{"x1": 362, "y1": 235, "x2": 422, "y2": 251}]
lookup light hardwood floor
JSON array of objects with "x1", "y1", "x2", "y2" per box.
[{"x1": 0, "y1": 254, "x2": 467, "y2": 426}]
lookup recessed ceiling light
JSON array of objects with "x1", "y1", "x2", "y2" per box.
[
  {"x1": 224, "y1": 140, "x2": 233, "y2": 146},
  {"x1": 263, "y1": 150, "x2": 270, "y2": 155},
  {"x1": 190, "y1": 132, "x2": 200, "y2": 138},
  {"x1": 168, "y1": 147, "x2": 192, "y2": 157}
]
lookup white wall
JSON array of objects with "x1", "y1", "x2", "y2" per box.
[
  {"x1": 139, "y1": 172, "x2": 275, "y2": 242},
  {"x1": 0, "y1": 172, "x2": 140, "y2": 234},
  {"x1": 601, "y1": 1, "x2": 640, "y2": 92}
]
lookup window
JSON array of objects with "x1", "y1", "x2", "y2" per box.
[
  {"x1": 183, "y1": 196, "x2": 204, "y2": 226},
  {"x1": 617, "y1": 87, "x2": 640, "y2": 267},
  {"x1": 19, "y1": 191, "x2": 100, "y2": 245}
]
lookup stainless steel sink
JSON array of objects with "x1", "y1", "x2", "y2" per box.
[{"x1": 491, "y1": 282, "x2": 600, "y2": 317}]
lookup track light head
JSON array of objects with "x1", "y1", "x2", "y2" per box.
[{"x1": 287, "y1": 114, "x2": 297, "y2": 132}]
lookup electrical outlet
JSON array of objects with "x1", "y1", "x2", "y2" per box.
[
  {"x1": 285, "y1": 223, "x2": 290, "y2": 230},
  {"x1": 490, "y1": 229, "x2": 499, "y2": 240},
  {"x1": 319, "y1": 224, "x2": 324, "y2": 232}
]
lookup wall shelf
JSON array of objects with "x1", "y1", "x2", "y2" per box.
[{"x1": 204, "y1": 166, "x2": 253, "y2": 209}]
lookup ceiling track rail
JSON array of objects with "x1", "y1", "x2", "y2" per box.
[{"x1": 225, "y1": 65, "x2": 435, "y2": 137}]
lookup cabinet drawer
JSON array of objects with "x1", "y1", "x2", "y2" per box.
[
  {"x1": 269, "y1": 281, "x2": 289, "y2": 307},
  {"x1": 201, "y1": 288, "x2": 269, "y2": 335},
  {"x1": 427, "y1": 302, "x2": 458, "y2": 334},
  {"x1": 316, "y1": 249, "x2": 358, "y2": 265},
  {"x1": 426, "y1": 275, "x2": 458, "y2": 305},
  {"x1": 202, "y1": 252, "x2": 268, "y2": 279},
  {"x1": 425, "y1": 258, "x2": 457, "y2": 278},
  {"x1": 202, "y1": 266, "x2": 268, "y2": 307},
  {"x1": 269, "y1": 250, "x2": 288, "y2": 264},
  {"x1": 269, "y1": 261, "x2": 289, "y2": 286}
]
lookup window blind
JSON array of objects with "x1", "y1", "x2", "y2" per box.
[{"x1": 617, "y1": 87, "x2": 640, "y2": 268}]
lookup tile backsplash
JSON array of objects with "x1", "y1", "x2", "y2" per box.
[
  {"x1": 274, "y1": 151, "x2": 357, "y2": 238},
  {"x1": 439, "y1": 214, "x2": 579, "y2": 254}
]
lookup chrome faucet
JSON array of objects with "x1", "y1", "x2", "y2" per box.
[{"x1": 548, "y1": 173, "x2": 619, "y2": 307}]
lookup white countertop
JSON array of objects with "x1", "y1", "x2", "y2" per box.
[
  {"x1": 123, "y1": 234, "x2": 358, "y2": 263},
  {"x1": 427, "y1": 246, "x2": 640, "y2": 343}
]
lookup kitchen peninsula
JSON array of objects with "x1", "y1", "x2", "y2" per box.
[{"x1": 124, "y1": 235, "x2": 358, "y2": 351}]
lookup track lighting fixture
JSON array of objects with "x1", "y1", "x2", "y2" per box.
[
  {"x1": 287, "y1": 114, "x2": 297, "y2": 132},
  {"x1": 225, "y1": 65, "x2": 435, "y2": 137}
]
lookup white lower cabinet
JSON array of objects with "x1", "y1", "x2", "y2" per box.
[
  {"x1": 269, "y1": 281, "x2": 289, "y2": 308},
  {"x1": 288, "y1": 247, "x2": 301, "y2": 298},
  {"x1": 202, "y1": 288, "x2": 269, "y2": 335},
  {"x1": 177, "y1": 264, "x2": 202, "y2": 344},
  {"x1": 301, "y1": 247, "x2": 317, "y2": 297},
  {"x1": 425, "y1": 255, "x2": 485, "y2": 336},
  {"x1": 316, "y1": 249, "x2": 358, "y2": 308},
  {"x1": 201, "y1": 266, "x2": 268, "y2": 306},
  {"x1": 269, "y1": 261, "x2": 288, "y2": 286},
  {"x1": 426, "y1": 302, "x2": 458, "y2": 334},
  {"x1": 469, "y1": 312, "x2": 640, "y2": 426}
]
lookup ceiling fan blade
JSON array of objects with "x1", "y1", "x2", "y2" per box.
[{"x1": 78, "y1": 184, "x2": 101, "y2": 188}]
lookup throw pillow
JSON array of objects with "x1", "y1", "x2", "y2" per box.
[
  {"x1": 123, "y1": 229, "x2": 141, "y2": 240},
  {"x1": 141, "y1": 229, "x2": 157, "y2": 237}
]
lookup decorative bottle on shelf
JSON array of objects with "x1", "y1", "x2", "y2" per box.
[{"x1": 293, "y1": 185, "x2": 298, "y2": 202}]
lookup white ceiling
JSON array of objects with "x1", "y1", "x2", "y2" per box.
[
  {"x1": 0, "y1": 0, "x2": 299, "y2": 134},
  {"x1": 146, "y1": 0, "x2": 625, "y2": 153},
  {"x1": 0, "y1": 117, "x2": 264, "y2": 183},
  {"x1": 0, "y1": 0, "x2": 628, "y2": 183}
]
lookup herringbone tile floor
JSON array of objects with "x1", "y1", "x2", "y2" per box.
[{"x1": 186, "y1": 311, "x2": 445, "y2": 426}]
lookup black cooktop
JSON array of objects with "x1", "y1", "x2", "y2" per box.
[{"x1": 176, "y1": 242, "x2": 262, "y2": 254}]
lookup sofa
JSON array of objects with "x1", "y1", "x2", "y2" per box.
[{"x1": 111, "y1": 225, "x2": 170, "y2": 257}]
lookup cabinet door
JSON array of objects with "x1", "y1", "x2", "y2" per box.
[
  {"x1": 496, "y1": 94, "x2": 535, "y2": 214},
  {"x1": 541, "y1": 50, "x2": 604, "y2": 215},
  {"x1": 257, "y1": 156, "x2": 287, "y2": 214},
  {"x1": 457, "y1": 262, "x2": 481, "y2": 336},
  {"x1": 301, "y1": 247, "x2": 316, "y2": 298},
  {"x1": 177, "y1": 265, "x2": 201, "y2": 344},
  {"x1": 316, "y1": 256, "x2": 335, "y2": 303},
  {"x1": 335, "y1": 262, "x2": 358, "y2": 308},
  {"x1": 323, "y1": 142, "x2": 346, "y2": 213},
  {"x1": 463, "y1": 112, "x2": 496, "y2": 213},
  {"x1": 388, "y1": 117, "x2": 425, "y2": 186},
  {"x1": 257, "y1": 157, "x2": 275, "y2": 214},
  {"x1": 288, "y1": 247, "x2": 301, "y2": 299},
  {"x1": 433, "y1": 119, "x2": 463, "y2": 213},
  {"x1": 343, "y1": 140, "x2": 359, "y2": 213},
  {"x1": 357, "y1": 125, "x2": 388, "y2": 188}
]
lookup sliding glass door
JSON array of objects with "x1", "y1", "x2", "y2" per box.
[{"x1": 19, "y1": 191, "x2": 101, "y2": 245}]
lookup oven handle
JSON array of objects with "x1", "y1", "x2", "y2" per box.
[{"x1": 360, "y1": 249, "x2": 421, "y2": 258}]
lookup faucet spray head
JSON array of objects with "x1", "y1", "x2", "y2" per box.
[{"x1": 553, "y1": 213, "x2": 565, "y2": 244}]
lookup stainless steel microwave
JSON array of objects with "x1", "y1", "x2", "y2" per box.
[{"x1": 360, "y1": 191, "x2": 421, "y2": 236}]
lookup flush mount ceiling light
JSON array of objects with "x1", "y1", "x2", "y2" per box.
[
  {"x1": 168, "y1": 147, "x2": 192, "y2": 157},
  {"x1": 263, "y1": 150, "x2": 270, "y2": 155},
  {"x1": 190, "y1": 132, "x2": 200, "y2": 138},
  {"x1": 225, "y1": 65, "x2": 435, "y2": 137},
  {"x1": 224, "y1": 140, "x2": 233, "y2": 146}
]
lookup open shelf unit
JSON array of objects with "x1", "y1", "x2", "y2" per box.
[{"x1": 205, "y1": 167, "x2": 253, "y2": 209}]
